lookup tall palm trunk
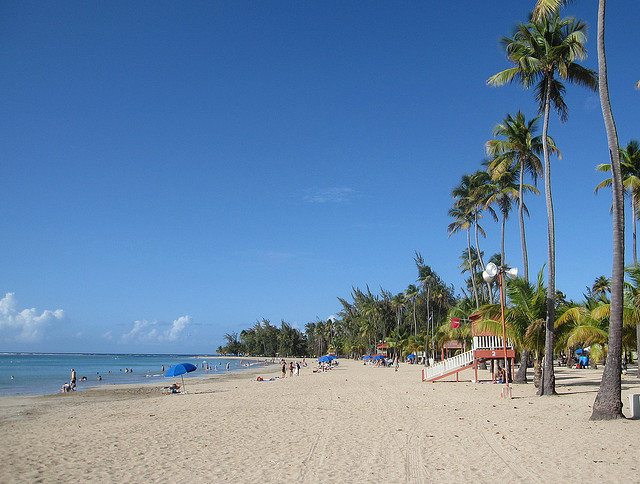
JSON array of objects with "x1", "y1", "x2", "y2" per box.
[
  {"x1": 514, "y1": 164, "x2": 531, "y2": 383},
  {"x1": 426, "y1": 285, "x2": 431, "y2": 335},
  {"x1": 540, "y1": 75, "x2": 557, "y2": 396},
  {"x1": 591, "y1": 0, "x2": 625, "y2": 419},
  {"x1": 467, "y1": 228, "x2": 479, "y2": 308},
  {"x1": 632, "y1": 198, "x2": 640, "y2": 378},
  {"x1": 396, "y1": 309, "x2": 401, "y2": 360},
  {"x1": 424, "y1": 284, "x2": 433, "y2": 362},
  {"x1": 422, "y1": 288, "x2": 431, "y2": 366},
  {"x1": 500, "y1": 212, "x2": 506, "y2": 266},
  {"x1": 413, "y1": 297, "x2": 418, "y2": 337},
  {"x1": 474, "y1": 210, "x2": 493, "y2": 303},
  {"x1": 518, "y1": 164, "x2": 530, "y2": 281},
  {"x1": 632, "y1": 196, "x2": 637, "y2": 265}
]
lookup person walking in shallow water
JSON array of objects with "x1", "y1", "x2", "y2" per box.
[{"x1": 70, "y1": 369, "x2": 77, "y2": 391}]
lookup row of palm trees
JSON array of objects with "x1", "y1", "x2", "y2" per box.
[
  {"x1": 446, "y1": 0, "x2": 634, "y2": 420},
  {"x1": 219, "y1": 319, "x2": 307, "y2": 357},
  {"x1": 219, "y1": 256, "x2": 459, "y2": 361},
  {"x1": 466, "y1": 268, "x2": 639, "y2": 389},
  {"x1": 219, "y1": 2, "x2": 633, "y2": 422},
  {"x1": 332, "y1": 256, "x2": 455, "y2": 359},
  {"x1": 489, "y1": 8, "x2": 598, "y2": 400}
]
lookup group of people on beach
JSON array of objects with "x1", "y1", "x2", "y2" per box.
[
  {"x1": 61, "y1": 368, "x2": 77, "y2": 392},
  {"x1": 58, "y1": 359, "x2": 250, "y2": 393},
  {"x1": 280, "y1": 359, "x2": 305, "y2": 378},
  {"x1": 363, "y1": 356, "x2": 395, "y2": 368}
]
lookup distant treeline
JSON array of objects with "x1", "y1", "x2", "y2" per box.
[{"x1": 217, "y1": 253, "x2": 459, "y2": 359}]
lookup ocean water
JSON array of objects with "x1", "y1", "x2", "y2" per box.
[{"x1": 0, "y1": 353, "x2": 261, "y2": 397}]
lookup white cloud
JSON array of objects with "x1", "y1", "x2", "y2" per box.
[
  {"x1": 0, "y1": 292, "x2": 64, "y2": 342},
  {"x1": 304, "y1": 187, "x2": 356, "y2": 203},
  {"x1": 120, "y1": 315, "x2": 192, "y2": 343},
  {"x1": 166, "y1": 315, "x2": 190, "y2": 341}
]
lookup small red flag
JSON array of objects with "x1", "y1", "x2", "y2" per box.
[{"x1": 450, "y1": 318, "x2": 460, "y2": 329}]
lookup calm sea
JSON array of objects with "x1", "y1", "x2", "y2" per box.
[{"x1": 0, "y1": 353, "x2": 260, "y2": 397}]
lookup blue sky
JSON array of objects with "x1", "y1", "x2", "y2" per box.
[{"x1": 1, "y1": 1, "x2": 639, "y2": 354}]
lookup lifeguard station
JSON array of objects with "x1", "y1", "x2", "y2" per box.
[{"x1": 421, "y1": 313, "x2": 515, "y2": 383}]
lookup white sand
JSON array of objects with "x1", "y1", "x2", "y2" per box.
[{"x1": 0, "y1": 360, "x2": 639, "y2": 483}]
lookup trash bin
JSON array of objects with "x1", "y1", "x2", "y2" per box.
[{"x1": 630, "y1": 394, "x2": 640, "y2": 419}]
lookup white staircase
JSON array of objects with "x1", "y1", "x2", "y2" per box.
[{"x1": 422, "y1": 349, "x2": 474, "y2": 381}]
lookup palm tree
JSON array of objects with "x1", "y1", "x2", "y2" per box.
[
  {"x1": 458, "y1": 247, "x2": 485, "y2": 303},
  {"x1": 352, "y1": 287, "x2": 379, "y2": 353},
  {"x1": 555, "y1": 305, "x2": 609, "y2": 363},
  {"x1": 533, "y1": 0, "x2": 626, "y2": 423},
  {"x1": 487, "y1": 113, "x2": 548, "y2": 380},
  {"x1": 508, "y1": 270, "x2": 549, "y2": 384},
  {"x1": 405, "y1": 284, "x2": 420, "y2": 336},
  {"x1": 434, "y1": 317, "x2": 473, "y2": 356},
  {"x1": 592, "y1": 275, "x2": 611, "y2": 297},
  {"x1": 486, "y1": 111, "x2": 556, "y2": 281},
  {"x1": 591, "y1": 0, "x2": 625, "y2": 420},
  {"x1": 596, "y1": 140, "x2": 640, "y2": 368},
  {"x1": 453, "y1": 171, "x2": 494, "y2": 302},
  {"x1": 488, "y1": 11, "x2": 598, "y2": 395},
  {"x1": 448, "y1": 205, "x2": 479, "y2": 308},
  {"x1": 359, "y1": 314, "x2": 376, "y2": 354},
  {"x1": 623, "y1": 265, "x2": 640, "y2": 380},
  {"x1": 483, "y1": 162, "x2": 537, "y2": 267},
  {"x1": 391, "y1": 293, "x2": 406, "y2": 359},
  {"x1": 596, "y1": 140, "x2": 640, "y2": 265}
]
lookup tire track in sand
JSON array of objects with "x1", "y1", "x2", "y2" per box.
[
  {"x1": 476, "y1": 420, "x2": 536, "y2": 481},
  {"x1": 297, "y1": 385, "x2": 339, "y2": 484},
  {"x1": 360, "y1": 382, "x2": 429, "y2": 483}
]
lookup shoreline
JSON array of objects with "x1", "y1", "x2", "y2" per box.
[
  {"x1": 1, "y1": 359, "x2": 638, "y2": 482},
  {"x1": 0, "y1": 354, "x2": 280, "y2": 399}
]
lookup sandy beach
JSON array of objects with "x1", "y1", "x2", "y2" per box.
[{"x1": 0, "y1": 359, "x2": 639, "y2": 483}]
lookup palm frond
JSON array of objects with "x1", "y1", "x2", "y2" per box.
[
  {"x1": 487, "y1": 67, "x2": 520, "y2": 87},
  {"x1": 532, "y1": 0, "x2": 568, "y2": 21},
  {"x1": 566, "y1": 325, "x2": 608, "y2": 348}
]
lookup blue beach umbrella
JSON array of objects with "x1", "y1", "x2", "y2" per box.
[
  {"x1": 328, "y1": 355, "x2": 338, "y2": 360},
  {"x1": 164, "y1": 363, "x2": 197, "y2": 393},
  {"x1": 318, "y1": 356, "x2": 331, "y2": 362},
  {"x1": 406, "y1": 354, "x2": 416, "y2": 359},
  {"x1": 373, "y1": 354, "x2": 386, "y2": 360},
  {"x1": 362, "y1": 355, "x2": 372, "y2": 360}
]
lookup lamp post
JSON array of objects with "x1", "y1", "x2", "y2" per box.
[{"x1": 482, "y1": 262, "x2": 518, "y2": 399}]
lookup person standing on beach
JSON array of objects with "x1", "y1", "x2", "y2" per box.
[
  {"x1": 281, "y1": 361, "x2": 286, "y2": 378},
  {"x1": 70, "y1": 369, "x2": 76, "y2": 390}
]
